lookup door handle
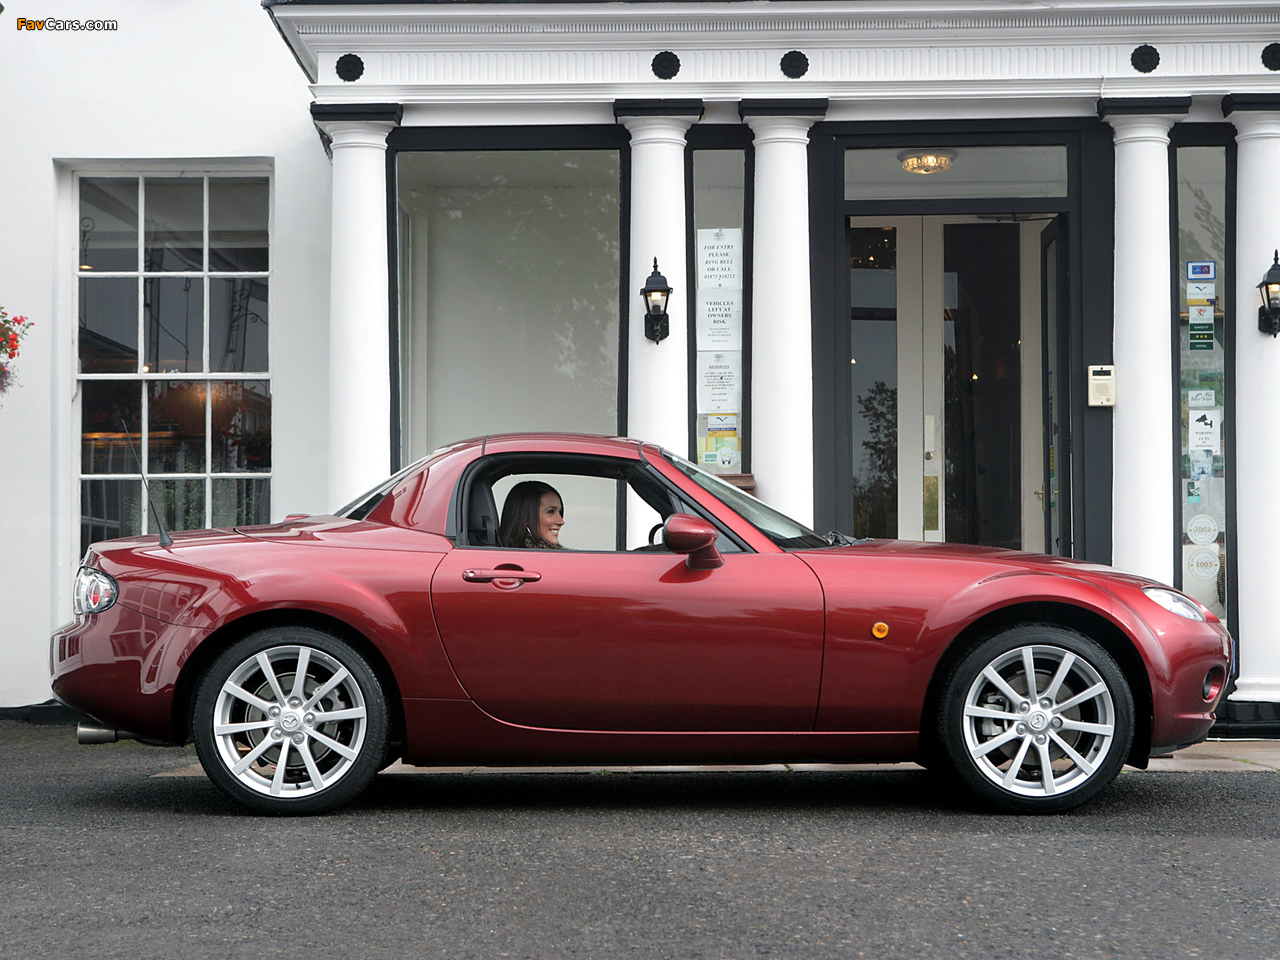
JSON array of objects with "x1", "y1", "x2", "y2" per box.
[{"x1": 462, "y1": 568, "x2": 542, "y2": 584}]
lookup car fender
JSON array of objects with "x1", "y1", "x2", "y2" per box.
[
  {"x1": 163, "y1": 557, "x2": 466, "y2": 703},
  {"x1": 810, "y1": 556, "x2": 1147, "y2": 732}
]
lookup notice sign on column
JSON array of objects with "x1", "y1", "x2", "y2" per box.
[
  {"x1": 697, "y1": 228, "x2": 743, "y2": 289},
  {"x1": 696, "y1": 290, "x2": 742, "y2": 350},
  {"x1": 697, "y1": 351, "x2": 742, "y2": 413},
  {"x1": 1188, "y1": 407, "x2": 1222, "y2": 455},
  {"x1": 1188, "y1": 302, "x2": 1215, "y2": 351}
]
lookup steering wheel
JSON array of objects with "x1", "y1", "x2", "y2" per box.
[{"x1": 648, "y1": 522, "x2": 664, "y2": 546}]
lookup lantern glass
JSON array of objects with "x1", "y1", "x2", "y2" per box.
[{"x1": 646, "y1": 288, "x2": 669, "y2": 315}]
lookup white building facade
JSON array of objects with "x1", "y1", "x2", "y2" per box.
[{"x1": 2, "y1": 0, "x2": 1279, "y2": 734}]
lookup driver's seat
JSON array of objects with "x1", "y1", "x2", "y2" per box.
[{"x1": 467, "y1": 483, "x2": 501, "y2": 547}]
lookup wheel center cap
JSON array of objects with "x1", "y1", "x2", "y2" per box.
[
  {"x1": 1028, "y1": 711, "x2": 1049, "y2": 731},
  {"x1": 280, "y1": 712, "x2": 301, "y2": 731}
]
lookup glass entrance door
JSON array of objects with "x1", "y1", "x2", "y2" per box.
[{"x1": 845, "y1": 216, "x2": 1047, "y2": 548}]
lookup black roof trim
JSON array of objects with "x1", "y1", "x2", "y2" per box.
[
  {"x1": 1222, "y1": 93, "x2": 1280, "y2": 116},
  {"x1": 1096, "y1": 97, "x2": 1192, "y2": 119},
  {"x1": 613, "y1": 99, "x2": 705, "y2": 120},
  {"x1": 267, "y1": 0, "x2": 796, "y2": 5},
  {"x1": 310, "y1": 102, "x2": 405, "y2": 125},
  {"x1": 738, "y1": 99, "x2": 829, "y2": 119}
]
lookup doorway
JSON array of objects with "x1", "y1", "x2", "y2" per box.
[{"x1": 843, "y1": 215, "x2": 1063, "y2": 550}]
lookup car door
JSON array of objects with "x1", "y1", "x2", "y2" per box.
[{"x1": 430, "y1": 471, "x2": 825, "y2": 732}]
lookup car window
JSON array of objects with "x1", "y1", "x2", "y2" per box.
[
  {"x1": 492, "y1": 473, "x2": 643, "y2": 551},
  {"x1": 335, "y1": 458, "x2": 427, "y2": 520},
  {"x1": 463, "y1": 457, "x2": 742, "y2": 553}
]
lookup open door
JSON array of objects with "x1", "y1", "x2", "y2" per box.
[{"x1": 845, "y1": 216, "x2": 1040, "y2": 548}]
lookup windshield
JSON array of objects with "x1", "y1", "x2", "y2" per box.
[{"x1": 664, "y1": 452, "x2": 829, "y2": 550}]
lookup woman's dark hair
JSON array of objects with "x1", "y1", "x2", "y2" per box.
[{"x1": 498, "y1": 480, "x2": 564, "y2": 549}]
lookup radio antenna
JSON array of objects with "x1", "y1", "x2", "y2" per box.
[{"x1": 120, "y1": 418, "x2": 173, "y2": 548}]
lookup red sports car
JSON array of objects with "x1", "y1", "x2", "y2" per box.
[{"x1": 52, "y1": 433, "x2": 1232, "y2": 814}]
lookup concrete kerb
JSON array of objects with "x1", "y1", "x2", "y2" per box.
[{"x1": 150, "y1": 739, "x2": 1280, "y2": 779}]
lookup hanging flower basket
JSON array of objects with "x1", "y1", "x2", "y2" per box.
[{"x1": 0, "y1": 306, "x2": 33, "y2": 400}]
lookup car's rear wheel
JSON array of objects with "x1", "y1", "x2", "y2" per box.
[
  {"x1": 193, "y1": 626, "x2": 388, "y2": 814},
  {"x1": 937, "y1": 624, "x2": 1134, "y2": 813}
]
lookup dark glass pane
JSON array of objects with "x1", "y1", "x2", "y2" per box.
[
  {"x1": 210, "y1": 278, "x2": 268, "y2": 372},
  {"x1": 1044, "y1": 236, "x2": 1066, "y2": 556},
  {"x1": 80, "y1": 479, "x2": 142, "y2": 555},
  {"x1": 848, "y1": 226, "x2": 898, "y2": 540},
  {"x1": 943, "y1": 223, "x2": 1021, "y2": 549},
  {"x1": 209, "y1": 178, "x2": 269, "y2": 272},
  {"x1": 397, "y1": 150, "x2": 620, "y2": 454},
  {"x1": 212, "y1": 380, "x2": 271, "y2": 473},
  {"x1": 144, "y1": 179, "x2": 203, "y2": 271},
  {"x1": 692, "y1": 151, "x2": 746, "y2": 475},
  {"x1": 1177, "y1": 146, "x2": 1229, "y2": 619},
  {"x1": 845, "y1": 146, "x2": 1068, "y2": 201},
  {"x1": 79, "y1": 178, "x2": 138, "y2": 272},
  {"x1": 148, "y1": 380, "x2": 206, "y2": 473},
  {"x1": 79, "y1": 277, "x2": 138, "y2": 373},
  {"x1": 212, "y1": 478, "x2": 271, "y2": 528},
  {"x1": 144, "y1": 277, "x2": 203, "y2": 373},
  {"x1": 152, "y1": 479, "x2": 205, "y2": 532},
  {"x1": 81, "y1": 381, "x2": 141, "y2": 474}
]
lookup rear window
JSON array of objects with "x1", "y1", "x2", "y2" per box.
[{"x1": 335, "y1": 459, "x2": 427, "y2": 521}]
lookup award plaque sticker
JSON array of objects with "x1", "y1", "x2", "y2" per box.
[
  {"x1": 1187, "y1": 548, "x2": 1221, "y2": 581},
  {"x1": 1186, "y1": 513, "x2": 1219, "y2": 546}
]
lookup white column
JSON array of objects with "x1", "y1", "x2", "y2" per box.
[
  {"x1": 317, "y1": 119, "x2": 396, "y2": 507},
  {"x1": 1106, "y1": 114, "x2": 1177, "y2": 584},
  {"x1": 622, "y1": 116, "x2": 693, "y2": 454},
  {"x1": 746, "y1": 115, "x2": 817, "y2": 526},
  {"x1": 1230, "y1": 109, "x2": 1280, "y2": 703}
]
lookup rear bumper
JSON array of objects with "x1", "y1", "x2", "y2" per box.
[{"x1": 50, "y1": 604, "x2": 204, "y2": 743}]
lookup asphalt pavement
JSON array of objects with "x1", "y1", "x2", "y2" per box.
[{"x1": 2, "y1": 722, "x2": 1278, "y2": 960}]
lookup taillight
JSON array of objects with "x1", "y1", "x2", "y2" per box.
[{"x1": 73, "y1": 567, "x2": 118, "y2": 616}]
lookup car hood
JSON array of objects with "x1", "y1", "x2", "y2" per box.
[{"x1": 800, "y1": 539, "x2": 1162, "y2": 591}]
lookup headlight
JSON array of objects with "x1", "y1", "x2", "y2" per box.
[
  {"x1": 73, "y1": 566, "x2": 118, "y2": 615},
  {"x1": 1143, "y1": 586, "x2": 1206, "y2": 621}
]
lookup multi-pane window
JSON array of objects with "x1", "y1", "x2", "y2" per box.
[{"x1": 78, "y1": 174, "x2": 271, "y2": 555}]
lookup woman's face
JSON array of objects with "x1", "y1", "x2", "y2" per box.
[{"x1": 536, "y1": 492, "x2": 564, "y2": 545}]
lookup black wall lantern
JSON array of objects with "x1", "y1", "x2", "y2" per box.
[
  {"x1": 1259, "y1": 250, "x2": 1280, "y2": 337},
  {"x1": 641, "y1": 258, "x2": 673, "y2": 343}
]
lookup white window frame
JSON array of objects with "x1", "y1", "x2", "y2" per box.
[{"x1": 59, "y1": 161, "x2": 275, "y2": 595}]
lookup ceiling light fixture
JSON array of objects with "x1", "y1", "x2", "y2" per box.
[{"x1": 898, "y1": 149, "x2": 957, "y2": 175}]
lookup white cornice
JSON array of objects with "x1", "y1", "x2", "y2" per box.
[{"x1": 268, "y1": 1, "x2": 1280, "y2": 108}]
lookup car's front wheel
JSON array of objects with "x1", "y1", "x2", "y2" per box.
[
  {"x1": 193, "y1": 626, "x2": 388, "y2": 814},
  {"x1": 937, "y1": 624, "x2": 1134, "y2": 813}
]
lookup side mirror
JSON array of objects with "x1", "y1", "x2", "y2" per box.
[{"x1": 663, "y1": 513, "x2": 724, "y2": 570}]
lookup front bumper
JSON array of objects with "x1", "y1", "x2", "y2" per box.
[{"x1": 1148, "y1": 617, "x2": 1233, "y2": 756}]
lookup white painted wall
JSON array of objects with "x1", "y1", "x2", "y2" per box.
[{"x1": 0, "y1": 0, "x2": 332, "y2": 706}]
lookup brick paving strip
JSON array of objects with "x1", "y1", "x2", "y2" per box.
[{"x1": 151, "y1": 738, "x2": 1280, "y2": 778}]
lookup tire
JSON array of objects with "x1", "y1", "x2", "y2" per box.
[
  {"x1": 936, "y1": 624, "x2": 1134, "y2": 813},
  {"x1": 193, "y1": 626, "x2": 389, "y2": 815}
]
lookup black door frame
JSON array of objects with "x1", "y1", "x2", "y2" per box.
[
  {"x1": 1040, "y1": 213, "x2": 1072, "y2": 556},
  {"x1": 808, "y1": 118, "x2": 1115, "y2": 563}
]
